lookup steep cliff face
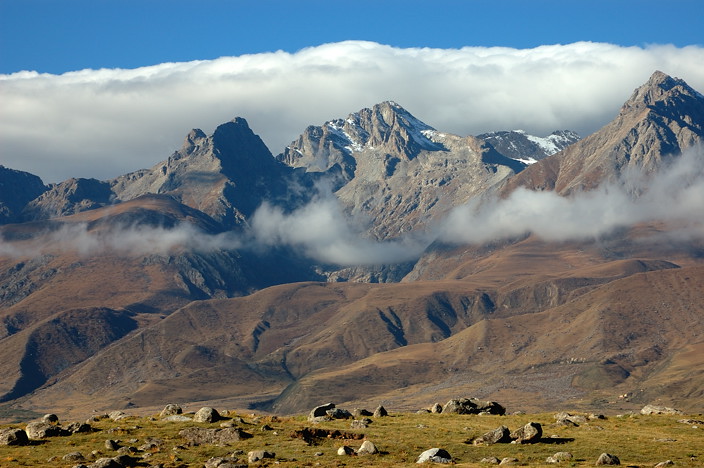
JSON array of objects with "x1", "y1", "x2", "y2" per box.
[
  {"x1": 278, "y1": 101, "x2": 526, "y2": 240},
  {"x1": 504, "y1": 71, "x2": 704, "y2": 195},
  {"x1": 0, "y1": 166, "x2": 47, "y2": 224},
  {"x1": 111, "y1": 118, "x2": 289, "y2": 229}
]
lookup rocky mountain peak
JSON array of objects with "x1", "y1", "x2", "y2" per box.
[
  {"x1": 621, "y1": 70, "x2": 704, "y2": 120},
  {"x1": 180, "y1": 128, "x2": 207, "y2": 154}
]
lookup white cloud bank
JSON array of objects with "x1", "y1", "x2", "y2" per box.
[
  {"x1": 2, "y1": 147, "x2": 703, "y2": 265},
  {"x1": 2, "y1": 41, "x2": 704, "y2": 183}
]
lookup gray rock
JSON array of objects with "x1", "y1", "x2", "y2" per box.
[
  {"x1": 66, "y1": 422, "x2": 93, "y2": 434},
  {"x1": 159, "y1": 404, "x2": 182, "y2": 418},
  {"x1": 105, "y1": 439, "x2": 120, "y2": 450},
  {"x1": 373, "y1": 405, "x2": 388, "y2": 417},
  {"x1": 641, "y1": 405, "x2": 682, "y2": 415},
  {"x1": 89, "y1": 458, "x2": 123, "y2": 468},
  {"x1": 327, "y1": 408, "x2": 353, "y2": 419},
  {"x1": 161, "y1": 415, "x2": 192, "y2": 422},
  {"x1": 654, "y1": 462, "x2": 674, "y2": 468},
  {"x1": 500, "y1": 457, "x2": 519, "y2": 465},
  {"x1": 480, "y1": 456, "x2": 501, "y2": 464},
  {"x1": 0, "y1": 428, "x2": 29, "y2": 446},
  {"x1": 248, "y1": 450, "x2": 275, "y2": 462},
  {"x1": 42, "y1": 413, "x2": 59, "y2": 424},
  {"x1": 108, "y1": 411, "x2": 128, "y2": 421},
  {"x1": 352, "y1": 408, "x2": 373, "y2": 418},
  {"x1": 337, "y1": 446, "x2": 355, "y2": 456},
  {"x1": 193, "y1": 407, "x2": 220, "y2": 423},
  {"x1": 358, "y1": 440, "x2": 379, "y2": 455},
  {"x1": 25, "y1": 421, "x2": 69, "y2": 439},
  {"x1": 443, "y1": 398, "x2": 505, "y2": 415},
  {"x1": 179, "y1": 427, "x2": 252, "y2": 445},
  {"x1": 308, "y1": 403, "x2": 336, "y2": 422},
  {"x1": 204, "y1": 456, "x2": 246, "y2": 468},
  {"x1": 350, "y1": 419, "x2": 370, "y2": 429},
  {"x1": 63, "y1": 451, "x2": 86, "y2": 462},
  {"x1": 595, "y1": 453, "x2": 620, "y2": 465},
  {"x1": 416, "y1": 448, "x2": 452, "y2": 464},
  {"x1": 473, "y1": 426, "x2": 512, "y2": 445},
  {"x1": 510, "y1": 422, "x2": 542, "y2": 444},
  {"x1": 546, "y1": 451, "x2": 573, "y2": 463},
  {"x1": 430, "y1": 403, "x2": 443, "y2": 414}
]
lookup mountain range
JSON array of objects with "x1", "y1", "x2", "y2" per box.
[{"x1": 0, "y1": 71, "x2": 702, "y2": 419}]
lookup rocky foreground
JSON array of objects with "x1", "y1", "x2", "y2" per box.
[{"x1": 0, "y1": 400, "x2": 701, "y2": 467}]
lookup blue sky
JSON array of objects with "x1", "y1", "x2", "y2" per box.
[
  {"x1": 1, "y1": 0, "x2": 703, "y2": 74},
  {"x1": 1, "y1": 0, "x2": 704, "y2": 183}
]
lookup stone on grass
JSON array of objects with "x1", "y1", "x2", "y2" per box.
[
  {"x1": 308, "y1": 403, "x2": 336, "y2": 422},
  {"x1": 42, "y1": 413, "x2": 59, "y2": 424},
  {"x1": 193, "y1": 407, "x2": 220, "y2": 423},
  {"x1": 162, "y1": 415, "x2": 192, "y2": 422},
  {"x1": 337, "y1": 445, "x2": 355, "y2": 456},
  {"x1": 500, "y1": 457, "x2": 519, "y2": 465},
  {"x1": 480, "y1": 456, "x2": 501, "y2": 464},
  {"x1": 25, "y1": 421, "x2": 69, "y2": 439},
  {"x1": 416, "y1": 448, "x2": 452, "y2": 464},
  {"x1": 373, "y1": 405, "x2": 388, "y2": 417},
  {"x1": 473, "y1": 426, "x2": 511, "y2": 445},
  {"x1": 595, "y1": 453, "x2": 620, "y2": 465},
  {"x1": 510, "y1": 421, "x2": 542, "y2": 444},
  {"x1": 546, "y1": 451, "x2": 573, "y2": 463},
  {"x1": 654, "y1": 462, "x2": 674, "y2": 468},
  {"x1": 179, "y1": 427, "x2": 252, "y2": 445},
  {"x1": 0, "y1": 428, "x2": 29, "y2": 446},
  {"x1": 105, "y1": 439, "x2": 120, "y2": 450},
  {"x1": 327, "y1": 408, "x2": 353, "y2": 419},
  {"x1": 352, "y1": 408, "x2": 373, "y2": 418},
  {"x1": 430, "y1": 403, "x2": 443, "y2": 414},
  {"x1": 358, "y1": 440, "x2": 379, "y2": 455},
  {"x1": 248, "y1": 450, "x2": 275, "y2": 462},
  {"x1": 90, "y1": 458, "x2": 123, "y2": 468},
  {"x1": 641, "y1": 405, "x2": 682, "y2": 415},
  {"x1": 62, "y1": 451, "x2": 85, "y2": 462},
  {"x1": 159, "y1": 404, "x2": 182, "y2": 418},
  {"x1": 108, "y1": 411, "x2": 128, "y2": 421}
]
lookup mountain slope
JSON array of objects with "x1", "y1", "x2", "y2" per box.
[
  {"x1": 477, "y1": 129, "x2": 580, "y2": 164},
  {"x1": 278, "y1": 101, "x2": 526, "y2": 240},
  {"x1": 503, "y1": 71, "x2": 704, "y2": 195}
]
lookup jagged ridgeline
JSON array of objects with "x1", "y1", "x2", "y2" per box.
[{"x1": 0, "y1": 71, "x2": 703, "y2": 418}]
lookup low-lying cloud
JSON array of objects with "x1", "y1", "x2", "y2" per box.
[
  {"x1": 2, "y1": 147, "x2": 703, "y2": 266},
  {"x1": 441, "y1": 147, "x2": 704, "y2": 245},
  {"x1": 2, "y1": 41, "x2": 704, "y2": 183}
]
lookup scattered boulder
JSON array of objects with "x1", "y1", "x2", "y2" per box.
[
  {"x1": 352, "y1": 408, "x2": 373, "y2": 418},
  {"x1": 430, "y1": 403, "x2": 443, "y2": 414},
  {"x1": 25, "y1": 421, "x2": 69, "y2": 439},
  {"x1": 678, "y1": 418, "x2": 704, "y2": 425},
  {"x1": 248, "y1": 450, "x2": 275, "y2": 462},
  {"x1": 159, "y1": 404, "x2": 182, "y2": 418},
  {"x1": 510, "y1": 422, "x2": 542, "y2": 444},
  {"x1": 162, "y1": 415, "x2": 192, "y2": 422},
  {"x1": 416, "y1": 448, "x2": 452, "y2": 464},
  {"x1": 308, "y1": 403, "x2": 336, "y2": 423},
  {"x1": 546, "y1": 451, "x2": 573, "y2": 463},
  {"x1": 193, "y1": 407, "x2": 221, "y2": 423},
  {"x1": 179, "y1": 427, "x2": 252, "y2": 446},
  {"x1": 42, "y1": 413, "x2": 59, "y2": 424},
  {"x1": 641, "y1": 405, "x2": 683, "y2": 415},
  {"x1": 105, "y1": 439, "x2": 120, "y2": 450},
  {"x1": 443, "y1": 398, "x2": 505, "y2": 415},
  {"x1": 350, "y1": 419, "x2": 371, "y2": 429},
  {"x1": 90, "y1": 458, "x2": 123, "y2": 468},
  {"x1": 327, "y1": 408, "x2": 353, "y2": 419},
  {"x1": 337, "y1": 445, "x2": 355, "y2": 456},
  {"x1": 654, "y1": 461, "x2": 675, "y2": 467},
  {"x1": 480, "y1": 456, "x2": 501, "y2": 464},
  {"x1": 595, "y1": 453, "x2": 621, "y2": 465},
  {"x1": 373, "y1": 405, "x2": 388, "y2": 417},
  {"x1": 204, "y1": 455, "x2": 247, "y2": 468},
  {"x1": 473, "y1": 426, "x2": 512, "y2": 445},
  {"x1": 66, "y1": 422, "x2": 93, "y2": 434},
  {"x1": 554, "y1": 412, "x2": 586, "y2": 425},
  {"x1": 358, "y1": 440, "x2": 379, "y2": 455},
  {"x1": 0, "y1": 428, "x2": 29, "y2": 446},
  {"x1": 108, "y1": 411, "x2": 129, "y2": 421},
  {"x1": 500, "y1": 457, "x2": 519, "y2": 465},
  {"x1": 62, "y1": 451, "x2": 85, "y2": 462}
]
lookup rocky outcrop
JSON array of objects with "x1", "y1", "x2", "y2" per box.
[
  {"x1": 595, "y1": 453, "x2": 621, "y2": 465},
  {"x1": 0, "y1": 165, "x2": 47, "y2": 224},
  {"x1": 472, "y1": 425, "x2": 512, "y2": 445},
  {"x1": 641, "y1": 404, "x2": 683, "y2": 415},
  {"x1": 510, "y1": 422, "x2": 542, "y2": 444},
  {"x1": 0, "y1": 428, "x2": 29, "y2": 445},
  {"x1": 179, "y1": 426, "x2": 252, "y2": 445},
  {"x1": 477, "y1": 129, "x2": 580, "y2": 163},
  {"x1": 442, "y1": 398, "x2": 505, "y2": 415},
  {"x1": 416, "y1": 447, "x2": 452, "y2": 464}
]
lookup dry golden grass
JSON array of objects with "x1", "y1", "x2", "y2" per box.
[{"x1": 1, "y1": 409, "x2": 702, "y2": 467}]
